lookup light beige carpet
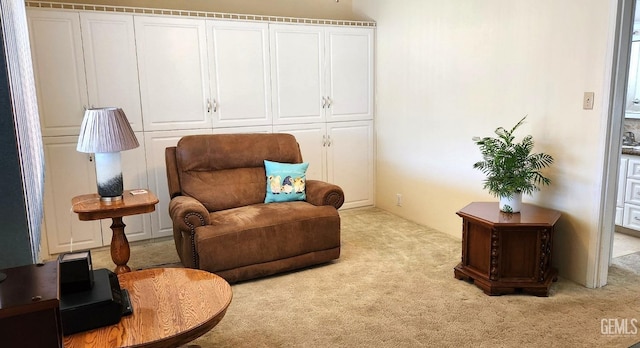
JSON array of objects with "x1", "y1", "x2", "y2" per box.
[{"x1": 91, "y1": 208, "x2": 640, "y2": 347}]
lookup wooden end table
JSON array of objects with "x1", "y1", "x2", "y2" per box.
[
  {"x1": 72, "y1": 189, "x2": 159, "y2": 274},
  {"x1": 454, "y1": 202, "x2": 561, "y2": 296},
  {"x1": 63, "y1": 268, "x2": 232, "y2": 348}
]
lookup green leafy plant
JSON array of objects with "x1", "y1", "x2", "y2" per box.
[{"x1": 472, "y1": 116, "x2": 554, "y2": 197}]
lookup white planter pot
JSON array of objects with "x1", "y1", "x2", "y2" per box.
[{"x1": 499, "y1": 192, "x2": 522, "y2": 213}]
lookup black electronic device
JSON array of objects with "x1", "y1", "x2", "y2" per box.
[
  {"x1": 60, "y1": 268, "x2": 133, "y2": 335},
  {"x1": 58, "y1": 250, "x2": 94, "y2": 294}
]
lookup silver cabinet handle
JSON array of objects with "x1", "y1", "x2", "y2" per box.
[
  {"x1": 321, "y1": 97, "x2": 327, "y2": 109},
  {"x1": 634, "y1": 99, "x2": 640, "y2": 105},
  {"x1": 207, "y1": 99, "x2": 218, "y2": 113},
  {"x1": 326, "y1": 96, "x2": 332, "y2": 108},
  {"x1": 322, "y1": 135, "x2": 327, "y2": 147},
  {"x1": 327, "y1": 135, "x2": 332, "y2": 147}
]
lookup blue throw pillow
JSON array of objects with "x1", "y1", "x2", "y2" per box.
[{"x1": 264, "y1": 160, "x2": 309, "y2": 203}]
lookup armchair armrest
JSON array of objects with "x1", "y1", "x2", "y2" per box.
[
  {"x1": 169, "y1": 196, "x2": 211, "y2": 231},
  {"x1": 305, "y1": 180, "x2": 345, "y2": 209}
]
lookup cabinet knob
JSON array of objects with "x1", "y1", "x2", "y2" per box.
[
  {"x1": 321, "y1": 97, "x2": 327, "y2": 109},
  {"x1": 322, "y1": 135, "x2": 327, "y2": 147},
  {"x1": 326, "y1": 96, "x2": 332, "y2": 108},
  {"x1": 327, "y1": 135, "x2": 332, "y2": 147}
]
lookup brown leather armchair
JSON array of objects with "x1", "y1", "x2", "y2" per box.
[{"x1": 165, "y1": 133, "x2": 344, "y2": 283}]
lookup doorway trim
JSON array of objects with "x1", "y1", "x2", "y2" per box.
[{"x1": 595, "y1": 0, "x2": 635, "y2": 287}]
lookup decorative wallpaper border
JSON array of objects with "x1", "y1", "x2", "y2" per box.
[{"x1": 25, "y1": 1, "x2": 376, "y2": 27}]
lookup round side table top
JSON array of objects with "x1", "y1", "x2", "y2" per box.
[{"x1": 63, "y1": 267, "x2": 232, "y2": 348}]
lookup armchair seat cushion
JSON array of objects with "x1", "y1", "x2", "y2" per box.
[{"x1": 197, "y1": 202, "x2": 340, "y2": 283}]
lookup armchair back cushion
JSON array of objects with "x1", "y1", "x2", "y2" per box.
[{"x1": 175, "y1": 134, "x2": 303, "y2": 212}]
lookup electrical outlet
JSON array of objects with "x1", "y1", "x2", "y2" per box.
[
  {"x1": 583, "y1": 92, "x2": 594, "y2": 110},
  {"x1": 396, "y1": 194, "x2": 402, "y2": 207}
]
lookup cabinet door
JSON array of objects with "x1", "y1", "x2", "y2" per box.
[
  {"x1": 273, "y1": 123, "x2": 326, "y2": 181},
  {"x1": 101, "y1": 132, "x2": 151, "y2": 244},
  {"x1": 80, "y1": 12, "x2": 143, "y2": 132},
  {"x1": 618, "y1": 157, "x2": 628, "y2": 208},
  {"x1": 144, "y1": 129, "x2": 213, "y2": 238},
  {"x1": 327, "y1": 121, "x2": 374, "y2": 208},
  {"x1": 625, "y1": 179, "x2": 640, "y2": 205},
  {"x1": 43, "y1": 136, "x2": 102, "y2": 254},
  {"x1": 135, "y1": 16, "x2": 212, "y2": 131},
  {"x1": 207, "y1": 20, "x2": 272, "y2": 128},
  {"x1": 270, "y1": 25, "x2": 324, "y2": 125},
  {"x1": 325, "y1": 28, "x2": 374, "y2": 122},
  {"x1": 623, "y1": 204, "x2": 640, "y2": 229},
  {"x1": 27, "y1": 9, "x2": 88, "y2": 136},
  {"x1": 627, "y1": 157, "x2": 640, "y2": 179}
]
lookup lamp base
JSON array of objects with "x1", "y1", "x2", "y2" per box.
[
  {"x1": 94, "y1": 152, "x2": 124, "y2": 198},
  {"x1": 100, "y1": 195, "x2": 123, "y2": 203}
]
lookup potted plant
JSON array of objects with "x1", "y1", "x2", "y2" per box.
[{"x1": 472, "y1": 116, "x2": 554, "y2": 213}]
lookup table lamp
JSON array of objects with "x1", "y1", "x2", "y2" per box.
[{"x1": 76, "y1": 107, "x2": 139, "y2": 202}]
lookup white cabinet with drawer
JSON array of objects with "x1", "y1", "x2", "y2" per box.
[{"x1": 619, "y1": 155, "x2": 640, "y2": 230}]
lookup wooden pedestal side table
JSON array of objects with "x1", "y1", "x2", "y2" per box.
[
  {"x1": 72, "y1": 189, "x2": 159, "y2": 274},
  {"x1": 453, "y1": 202, "x2": 562, "y2": 296}
]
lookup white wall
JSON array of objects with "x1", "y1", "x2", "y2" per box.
[{"x1": 352, "y1": 0, "x2": 618, "y2": 286}]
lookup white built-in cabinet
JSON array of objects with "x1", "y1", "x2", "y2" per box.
[
  {"x1": 274, "y1": 121, "x2": 374, "y2": 209},
  {"x1": 615, "y1": 155, "x2": 640, "y2": 230},
  {"x1": 270, "y1": 24, "x2": 374, "y2": 208},
  {"x1": 626, "y1": 23, "x2": 640, "y2": 119},
  {"x1": 42, "y1": 136, "x2": 102, "y2": 253},
  {"x1": 270, "y1": 24, "x2": 373, "y2": 124},
  {"x1": 27, "y1": 8, "x2": 375, "y2": 256},
  {"x1": 207, "y1": 21, "x2": 272, "y2": 127},
  {"x1": 134, "y1": 16, "x2": 211, "y2": 131},
  {"x1": 28, "y1": 9, "x2": 148, "y2": 254}
]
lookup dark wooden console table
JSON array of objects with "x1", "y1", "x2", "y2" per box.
[
  {"x1": 454, "y1": 202, "x2": 561, "y2": 296},
  {"x1": 0, "y1": 262, "x2": 63, "y2": 347}
]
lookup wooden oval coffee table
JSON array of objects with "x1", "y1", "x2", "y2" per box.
[{"x1": 63, "y1": 268, "x2": 232, "y2": 348}]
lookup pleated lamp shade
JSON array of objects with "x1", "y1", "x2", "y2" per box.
[
  {"x1": 77, "y1": 107, "x2": 139, "y2": 153},
  {"x1": 76, "y1": 107, "x2": 139, "y2": 201}
]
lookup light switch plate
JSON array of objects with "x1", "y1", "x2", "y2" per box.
[{"x1": 583, "y1": 92, "x2": 594, "y2": 110}]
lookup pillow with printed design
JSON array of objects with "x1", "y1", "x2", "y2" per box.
[{"x1": 264, "y1": 160, "x2": 308, "y2": 203}]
